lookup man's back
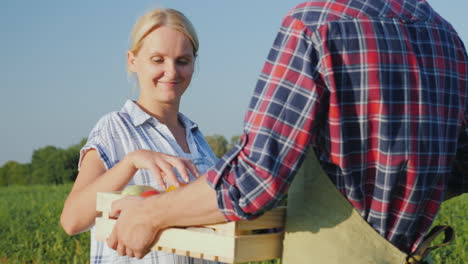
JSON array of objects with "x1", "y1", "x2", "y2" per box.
[
  {"x1": 207, "y1": 0, "x2": 467, "y2": 254},
  {"x1": 282, "y1": 0, "x2": 468, "y2": 252}
]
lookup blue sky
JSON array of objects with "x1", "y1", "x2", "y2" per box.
[{"x1": 1, "y1": 0, "x2": 467, "y2": 166}]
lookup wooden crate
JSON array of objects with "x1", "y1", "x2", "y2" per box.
[{"x1": 95, "y1": 192, "x2": 285, "y2": 263}]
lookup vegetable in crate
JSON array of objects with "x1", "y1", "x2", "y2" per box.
[
  {"x1": 122, "y1": 183, "x2": 187, "y2": 198},
  {"x1": 121, "y1": 185, "x2": 156, "y2": 196}
]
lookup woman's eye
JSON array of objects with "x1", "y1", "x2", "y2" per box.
[
  {"x1": 151, "y1": 57, "x2": 163, "y2": 63},
  {"x1": 177, "y1": 59, "x2": 189, "y2": 65}
]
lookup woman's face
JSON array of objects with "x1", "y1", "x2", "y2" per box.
[{"x1": 128, "y1": 26, "x2": 195, "y2": 106}]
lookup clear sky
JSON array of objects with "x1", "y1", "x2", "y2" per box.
[{"x1": 1, "y1": 0, "x2": 467, "y2": 166}]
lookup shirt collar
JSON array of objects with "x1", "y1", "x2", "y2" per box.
[
  {"x1": 121, "y1": 100, "x2": 199, "y2": 131},
  {"x1": 178, "y1": 112, "x2": 199, "y2": 132},
  {"x1": 122, "y1": 100, "x2": 153, "y2": 126},
  {"x1": 366, "y1": 0, "x2": 432, "y2": 22}
]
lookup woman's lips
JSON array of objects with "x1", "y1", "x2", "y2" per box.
[{"x1": 158, "y1": 81, "x2": 179, "y2": 87}]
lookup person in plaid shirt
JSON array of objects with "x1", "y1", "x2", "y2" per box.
[{"x1": 107, "y1": 0, "x2": 467, "y2": 262}]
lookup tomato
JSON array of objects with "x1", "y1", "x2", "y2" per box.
[
  {"x1": 140, "y1": 189, "x2": 160, "y2": 198},
  {"x1": 122, "y1": 185, "x2": 156, "y2": 196},
  {"x1": 139, "y1": 182, "x2": 187, "y2": 197}
]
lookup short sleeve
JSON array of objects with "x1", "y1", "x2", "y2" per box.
[{"x1": 78, "y1": 117, "x2": 113, "y2": 170}]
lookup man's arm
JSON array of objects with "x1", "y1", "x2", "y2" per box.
[
  {"x1": 205, "y1": 11, "x2": 325, "y2": 222},
  {"x1": 146, "y1": 175, "x2": 225, "y2": 228}
]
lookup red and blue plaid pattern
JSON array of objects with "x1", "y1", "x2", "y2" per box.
[{"x1": 207, "y1": 0, "x2": 467, "y2": 253}]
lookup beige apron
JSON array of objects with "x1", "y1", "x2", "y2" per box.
[{"x1": 281, "y1": 148, "x2": 444, "y2": 264}]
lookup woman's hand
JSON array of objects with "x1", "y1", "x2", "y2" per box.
[{"x1": 126, "y1": 150, "x2": 199, "y2": 189}]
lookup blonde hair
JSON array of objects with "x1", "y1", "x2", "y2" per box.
[{"x1": 129, "y1": 8, "x2": 199, "y2": 57}]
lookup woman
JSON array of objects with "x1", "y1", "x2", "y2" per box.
[{"x1": 60, "y1": 8, "x2": 220, "y2": 264}]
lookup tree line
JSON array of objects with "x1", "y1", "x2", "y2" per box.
[{"x1": 0, "y1": 135, "x2": 240, "y2": 186}]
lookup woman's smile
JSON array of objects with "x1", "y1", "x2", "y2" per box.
[
  {"x1": 128, "y1": 26, "x2": 195, "y2": 106},
  {"x1": 157, "y1": 80, "x2": 180, "y2": 88}
]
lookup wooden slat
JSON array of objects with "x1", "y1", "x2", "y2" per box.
[
  {"x1": 95, "y1": 218, "x2": 237, "y2": 262},
  {"x1": 159, "y1": 228, "x2": 236, "y2": 259},
  {"x1": 97, "y1": 192, "x2": 285, "y2": 231},
  {"x1": 95, "y1": 192, "x2": 285, "y2": 263},
  {"x1": 202, "y1": 221, "x2": 237, "y2": 235},
  {"x1": 202, "y1": 207, "x2": 286, "y2": 234},
  {"x1": 96, "y1": 192, "x2": 122, "y2": 213},
  {"x1": 95, "y1": 217, "x2": 115, "y2": 241},
  {"x1": 236, "y1": 207, "x2": 286, "y2": 231}
]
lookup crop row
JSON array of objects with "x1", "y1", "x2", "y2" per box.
[{"x1": 0, "y1": 184, "x2": 465, "y2": 263}]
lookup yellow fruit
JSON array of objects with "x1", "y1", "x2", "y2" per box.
[
  {"x1": 166, "y1": 182, "x2": 187, "y2": 192},
  {"x1": 166, "y1": 185, "x2": 177, "y2": 192}
]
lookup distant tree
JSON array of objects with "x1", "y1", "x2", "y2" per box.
[
  {"x1": 0, "y1": 165, "x2": 6, "y2": 186},
  {"x1": 60, "y1": 150, "x2": 77, "y2": 182},
  {"x1": 30, "y1": 143, "x2": 82, "y2": 185},
  {"x1": 62, "y1": 138, "x2": 87, "y2": 182},
  {"x1": 0, "y1": 161, "x2": 31, "y2": 186},
  {"x1": 0, "y1": 162, "x2": 14, "y2": 186},
  {"x1": 205, "y1": 134, "x2": 229, "y2": 158},
  {"x1": 228, "y1": 135, "x2": 241, "y2": 150},
  {"x1": 30, "y1": 146, "x2": 62, "y2": 184},
  {"x1": 0, "y1": 138, "x2": 86, "y2": 185}
]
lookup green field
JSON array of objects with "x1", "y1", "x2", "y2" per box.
[{"x1": 0, "y1": 184, "x2": 466, "y2": 263}]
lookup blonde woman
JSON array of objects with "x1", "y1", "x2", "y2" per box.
[{"x1": 60, "y1": 8, "x2": 220, "y2": 264}]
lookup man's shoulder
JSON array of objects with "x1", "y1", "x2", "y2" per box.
[
  {"x1": 287, "y1": 0, "x2": 356, "y2": 27},
  {"x1": 287, "y1": 0, "x2": 418, "y2": 30}
]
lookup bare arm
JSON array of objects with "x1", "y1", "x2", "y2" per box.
[
  {"x1": 60, "y1": 150, "x2": 138, "y2": 235},
  {"x1": 60, "y1": 149, "x2": 198, "y2": 235}
]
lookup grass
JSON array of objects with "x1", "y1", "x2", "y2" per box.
[
  {"x1": 0, "y1": 184, "x2": 466, "y2": 263},
  {"x1": 0, "y1": 184, "x2": 89, "y2": 264}
]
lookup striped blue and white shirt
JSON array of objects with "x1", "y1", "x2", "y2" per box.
[{"x1": 80, "y1": 100, "x2": 220, "y2": 264}]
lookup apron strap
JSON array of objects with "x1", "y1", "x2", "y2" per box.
[{"x1": 407, "y1": 225, "x2": 455, "y2": 264}]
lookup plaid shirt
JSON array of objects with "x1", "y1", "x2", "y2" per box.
[{"x1": 206, "y1": 0, "x2": 468, "y2": 254}]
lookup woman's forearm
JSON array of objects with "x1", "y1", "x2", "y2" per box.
[{"x1": 61, "y1": 155, "x2": 137, "y2": 235}]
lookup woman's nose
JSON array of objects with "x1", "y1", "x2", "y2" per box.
[{"x1": 164, "y1": 61, "x2": 177, "y2": 77}]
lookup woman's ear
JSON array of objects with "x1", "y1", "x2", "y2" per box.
[{"x1": 127, "y1": 51, "x2": 137, "y2": 72}]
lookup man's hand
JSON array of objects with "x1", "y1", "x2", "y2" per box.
[
  {"x1": 105, "y1": 175, "x2": 225, "y2": 258},
  {"x1": 106, "y1": 196, "x2": 159, "y2": 259}
]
